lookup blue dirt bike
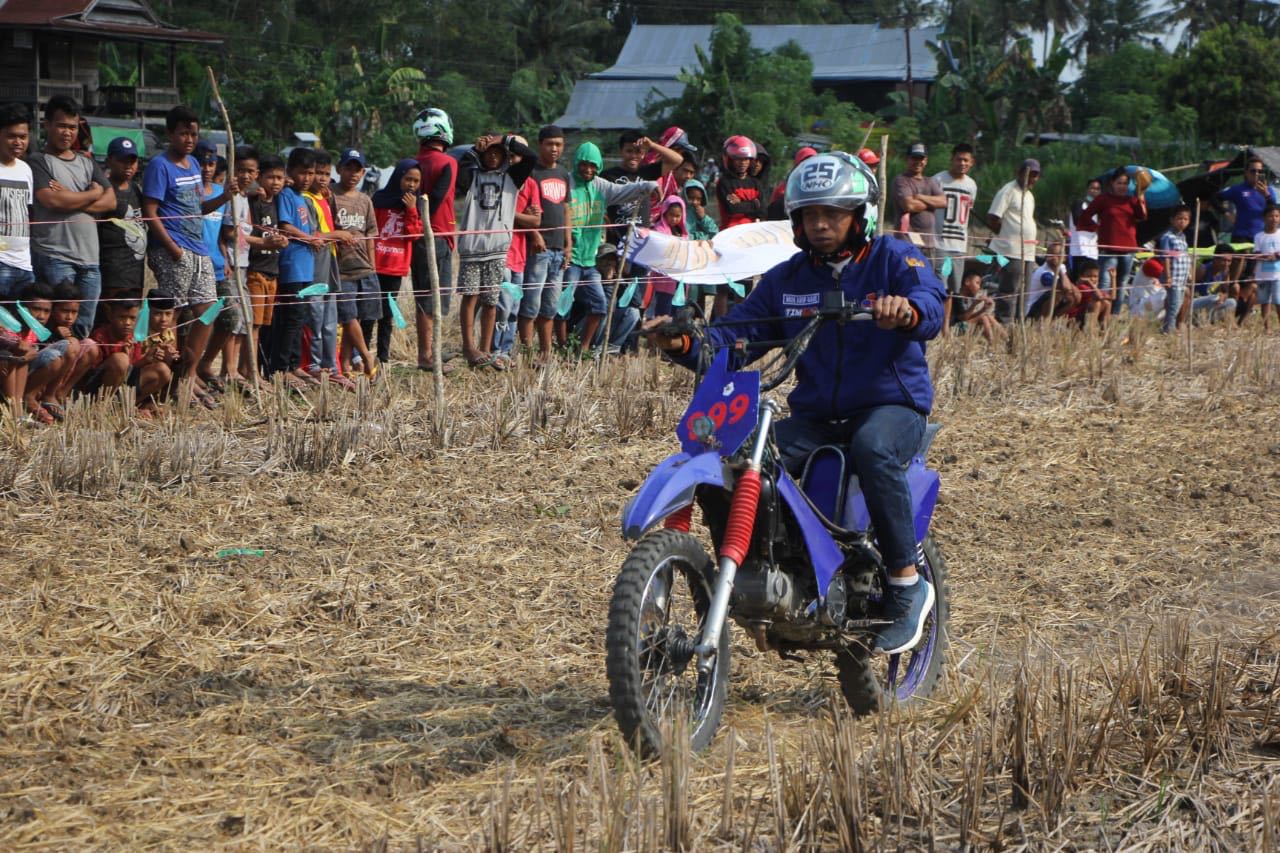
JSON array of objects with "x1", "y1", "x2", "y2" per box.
[{"x1": 606, "y1": 293, "x2": 948, "y2": 754}]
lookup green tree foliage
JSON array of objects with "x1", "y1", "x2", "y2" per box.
[
  {"x1": 1068, "y1": 43, "x2": 1197, "y2": 147},
  {"x1": 641, "y1": 14, "x2": 873, "y2": 161},
  {"x1": 1166, "y1": 24, "x2": 1280, "y2": 145}
]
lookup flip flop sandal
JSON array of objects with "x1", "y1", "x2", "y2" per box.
[
  {"x1": 27, "y1": 405, "x2": 55, "y2": 426},
  {"x1": 199, "y1": 375, "x2": 227, "y2": 393},
  {"x1": 327, "y1": 374, "x2": 358, "y2": 392},
  {"x1": 420, "y1": 360, "x2": 456, "y2": 375},
  {"x1": 40, "y1": 402, "x2": 66, "y2": 422}
]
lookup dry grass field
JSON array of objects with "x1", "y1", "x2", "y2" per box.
[{"x1": 0, "y1": 319, "x2": 1277, "y2": 850}]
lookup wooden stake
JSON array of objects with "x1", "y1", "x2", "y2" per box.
[
  {"x1": 205, "y1": 66, "x2": 260, "y2": 403},
  {"x1": 1187, "y1": 200, "x2": 1201, "y2": 369},
  {"x1": 419, "y1": 196, "x2": 446, "y2": 427}
]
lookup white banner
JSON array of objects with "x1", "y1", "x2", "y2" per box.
[{"x1": 626, "y1": 220, "x2": 798, "y2": 285}]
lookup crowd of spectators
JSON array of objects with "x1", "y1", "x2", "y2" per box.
[{"x1": 0, "y1": 96, "x2": 1273, "y2": 424}]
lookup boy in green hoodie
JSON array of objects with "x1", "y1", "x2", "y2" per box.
[{"x1": 561, "y1": 142, "x2": 659, "y2": 355}]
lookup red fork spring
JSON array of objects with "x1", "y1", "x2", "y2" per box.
[
  {"x1": 664, "y1": 503, "x2": 693, "y2": 532},
  {"x1": 719, "y1": 468, "x2": 762, "y2": 566}
]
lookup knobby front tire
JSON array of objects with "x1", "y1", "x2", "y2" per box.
[{"x1": 606, "y1": 530, "x2": 729, "y2": 755}]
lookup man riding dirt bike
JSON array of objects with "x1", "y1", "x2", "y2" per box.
[{"x1": 643, "y1": 151, "x2": 947, "y2": 656}]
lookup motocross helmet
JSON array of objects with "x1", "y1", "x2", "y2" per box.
[
  {"x1": 413, "y1": 107, "x2": 454, "y2": 145},
  {"x1": 722, "y1": 134, "x2": 757, "y2": 166},
  {"x1": 784, "y1": 151, "x2": 880, "y2": 255}
]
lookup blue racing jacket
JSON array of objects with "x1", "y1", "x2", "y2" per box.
[{"x1": 676, "y1": 237, "x2": 946, "y2": 418}]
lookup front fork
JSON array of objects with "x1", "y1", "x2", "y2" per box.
[{"x1": 696, "y1": 400, "x2": 779, "y2": 673}]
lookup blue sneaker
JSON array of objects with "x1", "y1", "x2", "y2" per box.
[{"x1": 873, "y1": 578, "x2": 935, "y2": 655}]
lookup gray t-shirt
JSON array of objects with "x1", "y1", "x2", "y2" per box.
[
  {"x1": 891, "y1": 173, "x2": 943, "y2": 248},
  {"x1": 29, "y1": 150, "x2": 108, "y2": 265}
]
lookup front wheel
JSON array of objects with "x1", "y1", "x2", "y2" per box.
[
  {"x1": 606, "y1": 529, "x2": 729, "y2": 755},
  {"x1": 835, "y1": 535, "x2": 949, "y2": 715}
]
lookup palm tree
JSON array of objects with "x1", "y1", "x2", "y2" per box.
[
  {"x1": 1027, "y1": 0, "x2": 1080, "y2": 61},
  {"x1": 875, "y1": 0, "x2": 939, "y2": 116}
]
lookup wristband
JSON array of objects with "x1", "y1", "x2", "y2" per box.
[{"x1": 677, "y1": 334, "x2": 692, "y2": 356}]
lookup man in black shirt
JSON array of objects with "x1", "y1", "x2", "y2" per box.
[
  {"x1": 98, "y1": 137, "x2": 146, "y2": 296},
  {"x1": 600, "y1": 129, "x2": 684, "y2": 241}
]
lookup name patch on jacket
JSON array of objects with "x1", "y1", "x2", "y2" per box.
[
  {"x1": 782, "y1": 293, "x2": 821, "y2": 306},
  {"x1": 782, "y1": 291, "x2": 821, "y2": 316}
]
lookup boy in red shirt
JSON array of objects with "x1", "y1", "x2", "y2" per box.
[
  {"x1": 82, "y1": 294, "x2": 173, "y2": 411},
  {"x1": 412, "y1": 107, "x2": 458, "y2": 369}
]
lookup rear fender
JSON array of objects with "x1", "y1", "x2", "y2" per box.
[{"x1": 621, "y1": 451, "x2": 725, "y2": 540}]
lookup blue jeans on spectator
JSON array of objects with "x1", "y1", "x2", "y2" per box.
[
  {"x1": 522, "y1": 249, "x2": 565, "y2": 319},
  {"x1": 1099, "y1": 253, "x2": 1134, "y2": 315},
  {"x1": 494, "y1": 270, "x2": 522, "y2": 356},
  {"x1": 0, "y1": 262, "x2": 34, "y2": 299},
  {"x1": 592, "y1": 281, "x2": 640, "y2": 352},
  {"x1": 307, "y1": 293, "x2": 338, "y2": 372},
  {"x1": 1162, "y1": 284, "x2": 1184, "y2": 333},
  {"x1": 565, "y1": 263, "x2": 606, "y2": 316},
  {"x1": 33, "y1": 255, "x2": 100, "y2": 338},
  {"x1": 773, "y1": 405, "x2": 926, "y2": 571}
]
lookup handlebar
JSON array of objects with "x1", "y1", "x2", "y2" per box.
[{"x1": 669, "y1": 291, "x2": 876, "y2": 392}]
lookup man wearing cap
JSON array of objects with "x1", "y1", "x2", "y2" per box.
[
  {"x1": 986, "y1": 159, "x2": 1041, "y2": 323},
  {"x1": 890, "y1": 143, "x2": 945, "y2": 252},
  {"x1": 97, "y1": 136, "x2": 147, "y2": 294},
  {"x1": 30, "y1": 95, "x2": 116, "y2": 337}
]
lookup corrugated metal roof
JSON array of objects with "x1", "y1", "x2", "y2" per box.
[
  {"x1": 556, "y1": 23, "x2": 940, "y2": 129},
  {"x1": 598, "y1": 24, "x2": 940, "y2": 82},
  {"x1": 0, "y1": 0, "x2": 223, "y2": 43},
  {"x1": 556, "y1": 78, "x2": 685, "y2": 131}
]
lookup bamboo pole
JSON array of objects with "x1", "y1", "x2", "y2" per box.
[
  {"x1": 205, "y1": 66, "x2": 260, "y2": 403},
  {"x1": 1187, "y1": 200, "x2": 1201, "y2": 369},
  {"x1": 877, "y1": 134, "x2": 889, "y2": 233},
  {"x1": 600, "y1": 221, "x2": 635, "y2": 373},
  {"x1": 419, "y1": 196, "x2": 446, "y2": 426}
]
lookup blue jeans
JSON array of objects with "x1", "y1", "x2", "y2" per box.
[
  {"x1": 307, "y1": 293, "x2": 338, "y2": 372},
  {"x1": 0, "y1": 262, "x2": 34, "y2": 299},
  {"x1": 1162, "y1": 284, "x2": 1184, "y2": 333},
  {"x1": 565, "y1": 264, "x2": 606, "y2": 314},
  {"x1": 522, "y1": 249, "x2": 565, "y2": 319},
  {"x1": 773, "y1": 406, "x2": 926, "y2": 570},
  {"x1": 580, "y1": 282, "x2": 640, "y2": 351},
  {"x1": 1099, "y1": 253, "x2": 1134, "y2": 315},
  {"x1": 32, "y1": 255, "x2": 100, "y2": 338},
  {"x1": 494, "y1": 270, "x2": 522, "y2": 356}
]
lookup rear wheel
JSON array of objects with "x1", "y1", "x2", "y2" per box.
[
  {"x1": 835, "y1": 535, "x2": 949, "y2": 714},
  {"x1": 606, "y1": 529, "x2": 729, "y2": 755}
]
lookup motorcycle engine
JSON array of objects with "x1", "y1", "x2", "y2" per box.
[{"x1": 732, "y1": 564, "x2": 808, "y2": 619}]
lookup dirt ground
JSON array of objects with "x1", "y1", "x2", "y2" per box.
[{"x1": 0, "y1": 321, "x2": 1277, "y2": 849}]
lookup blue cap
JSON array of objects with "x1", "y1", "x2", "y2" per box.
[
  {"x1": 339, "y1": 148, "x2": 365, "y2": 167},
  {"x1": 194, "y1": 139, "x2": 218, "y2": 164},
  {"x1": 106, "y1": 136, "x2": 138, "y2": 160}
]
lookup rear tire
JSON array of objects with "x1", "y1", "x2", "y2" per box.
[
  {"x1": 835, "y1": 535, "x2": 949, "y2": 715},
  {"x1": 606, "y1": 530, "x2": 729, "y2": 755}
]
